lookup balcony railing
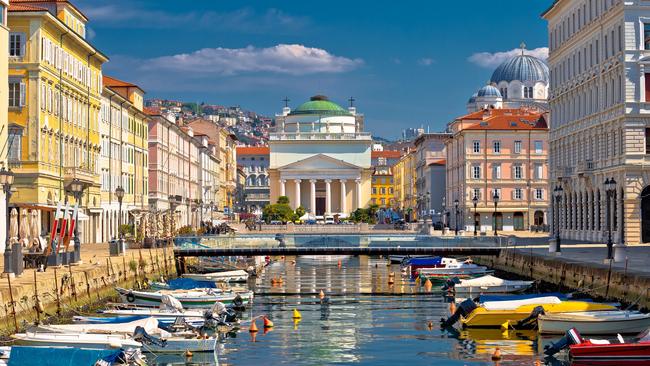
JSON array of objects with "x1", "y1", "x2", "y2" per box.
[
  {"x1": 64, "y1": 166, "x2": 97, "y2": 186},
  {"x1": 269, "y1": 132, "x2": 372, "y2": 141},
  {"x1": 577, "y1": 159, "x2": 596, "y2": 175}
]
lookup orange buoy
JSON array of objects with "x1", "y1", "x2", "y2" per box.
[
  {"x1": 184, "y1": 350, "x2": 193, "y2": 358},
  {"x1": 427, "y1": 321, "x2": 433, "y2": 331},
  {"x1": 263, "y1": 316, "x2": 274, "y2": 328},
  {"x1": 449, "y1": 301, "x2": 456, "y2": 314},
  {"x1": 319, "y1": 290, "x2": 325, "y2": 299},
  {"x1": 534, "y1": 360, "x2": 541, "y2": 366},
  {"x1": 491, "y1": 347, "x2": 502, "y2": 361},
  {"x1": 249, "y1": 319, "x2": 259, "y2": 333},
  {"x1": 337, "y1": 260, "x2": 342, "y2": 267},
  {"x1": 424, "y1": 278, "x2": 433, "y2": 291}
]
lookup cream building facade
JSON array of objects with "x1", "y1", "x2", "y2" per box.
[
  {"x1": 543, "y1": 0, "x2": 650, "y2": 244},
  {"x1": 269, "y1": 96, "x2": 372, "y2": 216},
  {"x1": 0, "y1": 0, "x2": 8, "y2": 251}
]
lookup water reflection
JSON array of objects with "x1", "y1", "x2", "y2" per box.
[{"x1": 151, "y1": 256, "x2": 568, "y2": 365}]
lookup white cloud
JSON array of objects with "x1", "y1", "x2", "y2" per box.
[
  {"x1": 145, "y1": 44, "x2": 363, "y2": 76},
  {"x1": 468, "y1": 47, "x2": 549, "y2": 68},
  {"x1": 418, "y1": 58, "x2": 434, "y2": 66}
]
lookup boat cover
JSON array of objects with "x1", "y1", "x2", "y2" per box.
[
  {"x1": 457, "y1": 275, "x2": 532, "y2": 287},
  {"x1": 482, "y1": 296, "x2": 562, "y2": 310},
  {"x1": 165, "y1": 278, "x2": 216, "y2": 290},
  {"x1": 47, "y1": 317, "x2": 159, "y2": 334},
  {"x1": 8, "y1": 346, "x2": 122, "y2": 366},
  {"x1": 405, "y1": 257, "x2": 442, "y2": 266},
  {"x1": 73, "y1": 315, "x2": 148, "y2": 324},
  {"x1": 478, "y1": 293, "x2": 569, "y2": 303}
]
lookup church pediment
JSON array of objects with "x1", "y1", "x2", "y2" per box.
[{"x1": 279, "y1": 154, "x2": 361, "y2": 171}]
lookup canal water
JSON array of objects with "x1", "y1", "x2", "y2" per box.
[{"x1": 151, "y1": 256, "x2": 566, "y2": 366}]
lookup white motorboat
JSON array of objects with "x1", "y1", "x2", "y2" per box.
[
  {"x1": 182, "y1": 270, "x2": 249, "y2": 283},
  {"x1": 538, "y1": 310, "x2": 650, "y2": 335},
  {"x1": 117, "y1": 287, "x2": 253, "y2": 308},
  {"x1": 99, "y1": 307, "x2": 205, "y2": 321},
  {"x1": 42, "y1": 317, "x2": 220, "y2": 353},
  {"x1": 449, "y1": 275, "x2": 534, "y2": 294},
  {"x1": 297, "y1": 255, "x2": 351, "y2": 264},
  {"x1": 12, "y1": 332, "x2": 142, "y2": 350}
]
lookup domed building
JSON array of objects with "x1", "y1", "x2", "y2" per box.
[
  {"x1": 467, "y1": 45, "x2": 549, "y2": 112},
  {"x1": 269, "y1": 95, "x2": 372, "y2": 217}
]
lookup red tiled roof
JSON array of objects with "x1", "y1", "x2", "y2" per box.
[
  {"x1": 371, "y1": 150, "x2": 402, "y2": 159},
  {"x1": 103, "y1": 75, "x2": 144, "y2": 92},
  {"x1": 11, "y1": 0, "x2": 88, "y2": 20},
  {"x1": 458, "y1": 108, "x2": 548, "y2": 131},
  {"x1": 143, "y1": 107, "x2": 160, "y2": 116},
  {"x1": 428, "y1": 159, "x2": 446, "y2": 166},
  {"x1": 9, "y1": 3, "x2": 47, "y2": 11},
  {"x1": 237, "y1": 146, "x2": 269, "y2": 155}
]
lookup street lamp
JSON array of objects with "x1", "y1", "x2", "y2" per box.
[
  {"x1": 115, "y1": 186, "x2": 125, "y2": 239},
  {"x1": 472, "y1": 195, "x2": 479, "y2": 236},
  {"x1": 454, "y1": 199, "x2": 459, "y2": 235},
  {"x1": 553, "y1": 185, "x2": 563, "y2": 253},
  {"x1": 69, "y1": 178, "x2": 85, "y2": 261},
  {"x1": 1, "y1": 167, "x2": 15, "y2": 274},
  {"x1": 604, "y1": 178, "x2": 617, "y2": 260},
  {"x1": 492, "y1": 191, "x2": 500, "y2": 236},
  {"x1": 441, "y1": 196, "x2": 446, "y2": 228}
]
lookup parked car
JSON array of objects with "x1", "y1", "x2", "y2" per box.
[{"x1": 270, "y1": 220, "x2": 283, "y2": 225}]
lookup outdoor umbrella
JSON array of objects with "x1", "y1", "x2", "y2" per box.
[
  {"x1": 9, "y1": 208, "x2": 18, "y2": 245},
  {"x1": 19, "y1": 208, "x2": 29, "y2": 247}
]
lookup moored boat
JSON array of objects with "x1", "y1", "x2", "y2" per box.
[
  {"x1": 446, "y1": 275, "x2": 534, "y2": 294},
  {"x1": 12, "y1": 332, "x2": 142, "y2": 350},
  {"x1": 538, "y1": 310, "x2": 650, "y2": 335},
  {"x1": 182, "y1": 269, "x2": 249, "y2": 283},
  {"x1": 116, "y1": 287, "x2": 253, "y2": 308}
]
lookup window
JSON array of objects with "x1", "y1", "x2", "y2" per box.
[
  {"x1": 7, "y1": 127, "x2": 22, "y2": 161},
  {"x1": 534, "y1": 163, "x2": 543, "y2": 179},
  {"x1": 380, "y1": 187, "x2": 386, "y2": 195},
  {"x1": 493, "y1": 141, "x2": 501, "y2": 154},
  {"x1": 524, "y1": 86, "x2": 534, "y2": 98},
  {"x1": 534, "y1": 140, "x2": 543, "y2": 154},
  {"x1": 535, "y1": 188, "x2": 544, "y2": 200},
  {"x1": 380, "y1": 198, "x2": 386, "y2": 205},
  {"x1": 514, "y1": 165, "x2": 523, "y2": 179},
  {"x1": 514, "y1": 140, "x2": 522, "y2": 154},
  {"x1": 500, "y1": 87, "x2": 508, "y2": 99},
  {"x1": 473, "y1": 188, "x2": 481, "y2": 200},
  {"x1": 8, "y1": 80, "x2": 25, "y2": 107},
  {"x1": 0, "y1": 4, "x2": 5, "y2": 27},
  {"x1": 473, "y1": 140, "x2": 480, "y2": 153},
  {"x1": 646, "y1": 128, "x2": 650, "y2": 154},
  {"x1": 472, "y1": 165, "x2": 481, "y2": 179},
  {"x1": 493, "y1": 163, "x2": 501, "y2": 179},
  {"x1": 514, "y1": 188, "x2": 523, "y2": 200},
  {"x1": 9, "y1": 33, "x2": 25, "y2": 57},
  {"x1": 372, "y1": 187, "x2": 377, "y2": 195},
  {"x1": 491, "y1": 188, "x2": 501, "y2": 199}
]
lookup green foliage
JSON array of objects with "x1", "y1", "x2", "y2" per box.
[
  {"x1": 176, "y1": 225, "x2": 195, "y2": 236},
  {"x1": 182, "y1": 102, "x2": 199, "y2": 114},
  {"x1": 349, "y1": 204, "x2": 379, "y2": 224},
  {"x1": 277, "y1": 196, "x2": 290, "y2": 205},
  {"x1": 295, "y1": 206, "x2": 306, "y2": 218},
  {"x1": 119, "y1": 224, "x2": 134, "y2": 238},
  {"x1": 262, "y1": 203, "x2": 294, "y2": 223}
]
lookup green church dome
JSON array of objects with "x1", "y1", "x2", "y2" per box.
[{"x1": 289, "y1": 95, "x2": 351, "y2": 116}]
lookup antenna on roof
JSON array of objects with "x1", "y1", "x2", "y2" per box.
[
  {"x1": 282, "y1": 97, "x2": 290, "y2": 108},
  {"x1": 348, "y1": 96, "x2": 356, "y2": 107},
  {"x1": 520, "y1": 41, "x2": 526, "y2": 55}
]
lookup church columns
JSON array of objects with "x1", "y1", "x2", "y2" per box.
[
  {"x1": 340, "y1": 179, "x2": 347, "y2": 214},
  {"x1": 325, "y1": 179, "x2": 332, "y2": 215},
  {"x1": 309, "y1": 179, "x2": 316, "y2": 215},
  {"x1": 355, "y1": 179, "x2": 362, "y2": 209},
  {"x1": 294, "y1": 179, "x2": 301, "y2": 208},
  {"x1": 280, "y1": 179, "x2": 286, "y2": 197}
]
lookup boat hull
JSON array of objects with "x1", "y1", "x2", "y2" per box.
[
  {"x1": 182, "y1": 270, "x2": 249, "y2": 283},
  {"x1": 12, "y1": 333, "x2": 141, "y2": 350},
  {"x1": 570, "y1": 343, "x2": 650, "y2": 364},
  {"x1": 539, "y1": 312, "x2": 650, "y2": 335},
  {"x1": 117, "y1": 288, "x2": 252, "y2": 308}
]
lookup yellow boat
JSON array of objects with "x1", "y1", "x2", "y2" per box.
[{"x1": 461, "y1": 301, "x2": 616, "y2": 328}]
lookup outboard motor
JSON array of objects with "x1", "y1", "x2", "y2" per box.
[
  {"x1": 132, "y1": 326, "x2": 167, "y2": 348},
  {"x1": 544, "y1": 327, "x2": 583, "y2": 356},
  {"x1": 440, "y1": 298, "x2": 477, "y2": 327},
  {"x1": 514, "y1": 306, "x2": 545, "y2": 329},
  {"x1": 442, "y1": 277, "x2": 462, "y2": 292},
  {"x1": 231, "y1": 295, "x2": 246, "y2": 312}
]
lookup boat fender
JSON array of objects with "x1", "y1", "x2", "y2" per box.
[
  {"x1": 126, "y1": 291, "x2": 136, "y2": 303},
  {"x1": 440, "y1": 298, "x2": 477, "y2": 327},
  {"x1": 514, "y1": 306, "x2": 545, "y2": 329},
  {"x1": 544, "y1": 327, "x2": 582, "y2": 356}
]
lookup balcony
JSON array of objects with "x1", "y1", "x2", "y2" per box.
[
  {"x1": 246, "y1": 193, "x2": 270, "y2": 201},
  {"x1": 63, "y1": 166, "x2": 97, "y2": 187},
  {"x1": 577, "y1": 159, "x2": 596, "y2": 176}
]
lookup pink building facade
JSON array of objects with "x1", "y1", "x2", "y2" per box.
[{"x1": 445, "y1": 108, "x2": 550, "y2": 233}]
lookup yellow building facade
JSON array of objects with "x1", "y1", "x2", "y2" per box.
[
  {"x1": 392, "y1": 150, "x2": 418, "y2": 220},
  {"x1": 8, "y1": 1, "x2": 108, "y2": 242},
  {"x1": 99, "y1": 76, "x2": 149, "y2": 243},
  {"x1": 371, "y1": 167, "x2": 394, "y2": 208},
  {"x1": 0, "y1": 0, "x2": 8, "y2": 252}
]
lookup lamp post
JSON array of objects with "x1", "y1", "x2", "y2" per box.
[
  {"x1": 115, "y1": 186, "x2": 125, "y2": 239},
  {"x1": 441, "y1": 196, "x2": 446, "y2": 228},
  {"x1": 454, "y1": 199, "x2": 459, "y2": 235},
  {"x1": 604, "y1": 178, "x2": 617, "y2": 260},
  {"x1": 1, "y1": 167, "x2": 15, "y2": 274},
  {"x1": 425, "y1": 191, "x2": 430, "y2": 221},
  {"x1": 69, "y1": 178, "x2": 85, "y2": 262},
  {"x1": 553, "y1": 185, "x2": 563, "y2": 253},
  {"x1": 493, "y1": 191, "x2": 500, "y2": 236},
  {"x1": 472, "y1": 195, "x2": 479, "y2": 236}
]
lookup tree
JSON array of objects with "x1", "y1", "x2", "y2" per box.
[
  {"x1": 262, "y1": 197, "x2": 294, "y2": 223},
  {"x1": 277, "y1": 196, "x2": 289, "y2": 205},
  {"x1": 295, "y1": 206, "x2": 306, "y2": 219}
]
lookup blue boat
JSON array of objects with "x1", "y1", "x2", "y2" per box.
[{"x1": 8, "y1": 346, "x2": 134, "y2": 366}]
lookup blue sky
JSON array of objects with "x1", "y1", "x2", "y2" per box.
[{"x1": 76, "y1": 0, "x2": 551, "y2": 139}]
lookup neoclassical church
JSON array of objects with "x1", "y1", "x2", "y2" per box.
[
  {"x1": 268, "y1": 96, "x2": 372, "y2": 217},
  {"x1": 467, "y1": 46, "x2": 550, "y2": 113}
]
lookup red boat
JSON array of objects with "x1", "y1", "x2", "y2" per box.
[{"x1": 546, "y1": 327, "x2": 650, "y2": 365}]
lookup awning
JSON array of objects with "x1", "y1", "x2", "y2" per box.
[{"x1": 12, "y1": 203, "x2": 58, "y2": 211}]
